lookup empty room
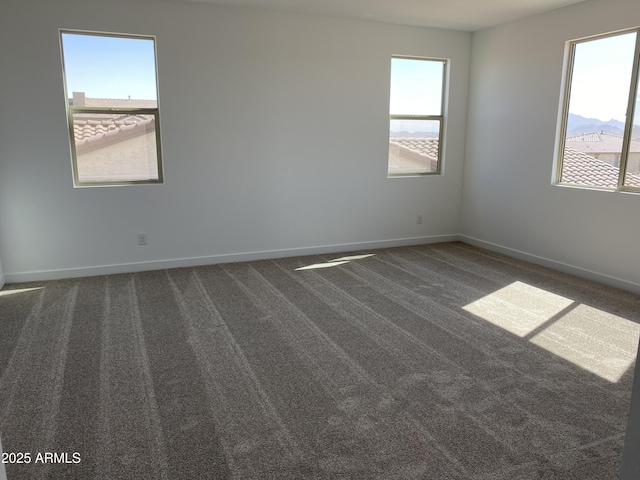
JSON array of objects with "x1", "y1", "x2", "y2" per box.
[{"x1": 1, "y1": 0, "x2": 640, "y2": 478}]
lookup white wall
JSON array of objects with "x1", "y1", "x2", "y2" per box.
[
  {"x1": 0, "y1": 0, "x2": 471, "y2": 282},
  {"x1": 462, "y1": 0, "x2": 640, "y2": 292},
  {"x1": 0, "y1": 255, "x2": 4, "y2": 289}
]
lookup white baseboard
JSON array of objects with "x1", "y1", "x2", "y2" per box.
[
  {"x1": 7, "y1": 234, "x2": 638, "y2": 294},
  {"x1": 3, "y1": 234, "x2": 460, "y2": 283},
  {"x1": 459, "y1": 235, "x2": 640, "y2": 294}
]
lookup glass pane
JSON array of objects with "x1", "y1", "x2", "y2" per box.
[
  {"x1": 388, "y1": 119, "x2": 440, "y2": 175},
  {"x1": 624, "y1": 75, "x2": 640, "y2": 187},
  {"x1": 561, "y1": 32, "x2": 636, "y2": 187},
  {"x1": 61, "y1": 32, "x2": 158, "y2": 108},
  {"x1": 390, "y1": 58, "x2": 444, "y2": 116},
  {"x1": 73, "y1": 113, "x2": 159, "y2": 183}
]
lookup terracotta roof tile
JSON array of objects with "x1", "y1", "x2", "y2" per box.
[
  {"x1": 561, "y1": 147, "x2": 640, "y2": 188},
  {"x1": 73, "y1": 114, "x2": 155, "y2": 154},
  {"x1": 565, "y1": 131, "x2": 640, "y2": 154},
  {"x1": 389, "y1": 136, "x2": 439, "y2": 161}
]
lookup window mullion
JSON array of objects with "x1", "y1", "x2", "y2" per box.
[
  {"x1": 618, "y1": 30, "x2": 640, "y2": 188},
  {"x1": 557, "y1": 42, "x2": 577, "y2": 184},
  {"x1": 389, "y1": 115, "x2": 442, "y2": 121},
  {"x1": 69, "y1": 107, "x2": 158, "y2": 115},
  {"x1": 439, "y1": 61, "x2": 447, "y2": 118},
  {"x1": 67, "y1": 109, "x2": 81, "y2": 184}
]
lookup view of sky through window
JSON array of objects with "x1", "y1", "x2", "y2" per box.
[
  {"x1": 559, "y1": 29, "x2": 640, "y2": 190},
  {"x1": 60, "y1": 31, "x2": 163, "y2": 186},
  {"x1": 390, "y1": 57, "x2": 443, "y2": 116},
  {"x1": 61, "y1": 32, "x2": 157, "y2": 102},
  {"x1": 568, "y1": 32, "x2": 637, "y2": 123},
  {"x1": 388, "y1": 57, "x2": 445, "y2": 176},
  {"x1": 390, "y1": 58, "x2": 444, "y2": 138}
]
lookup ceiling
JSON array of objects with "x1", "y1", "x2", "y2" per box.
[{"x1": 171, "y1": 0, "x2": 591, "y2": 31}]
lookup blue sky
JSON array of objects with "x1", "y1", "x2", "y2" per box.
[
  {"x1": 389, "y1": 57, "x2": 444, "y2": 116},
  {"x1": 61, "y1": 31, "x2": 638, "y2": 126},
  {"x1": 389, "y1": 57, "x2": 444, "y2": 135},
  {"x1": 61, "y1": 32, "x2": 158, "y2": 100},
  {"x1": 569, "y1": 31, "x2": 638, "y2": 122}
]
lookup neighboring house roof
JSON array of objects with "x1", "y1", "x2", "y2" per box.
[
  {"x1": 78, "y1": 98, "x2": 158, "y2": 108},
  {"x1": 565, "y1": 131, "x2": 640, "y2": 155},
  {"x1": 389, "y1": 136, "x2": 439, "y2": 161},
  {"x1": 70, "y1": 92, "x2": 157, "y2": 109},
  {"x1": 562, "y1": 147, "x2": 640, "y2": 188},
  {"x1": 73, "y1": 115, "x2": 155, "y2": 154}
]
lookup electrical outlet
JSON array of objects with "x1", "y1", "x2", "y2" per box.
[
  {"x1": 137, "y1": 233, "x2": 148, "y2": 245},
  {"x1": 417, "y1": 215, "x2": 423, "y2": 225}
]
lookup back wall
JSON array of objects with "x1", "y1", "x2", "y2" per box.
[{"x1": 0, "y1": 0, "x2": 471, "y2": 281}]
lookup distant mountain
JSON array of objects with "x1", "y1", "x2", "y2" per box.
[{"x1": 566, "y1": 114, "x2": 626, "y2": 137}]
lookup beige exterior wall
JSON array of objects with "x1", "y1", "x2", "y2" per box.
[
  {"x1": 593, "y1": 152, "x2": 640, "y2": 173},
  {"x1": 76, "y1": 131, "x2": 158, "y2": 183}
]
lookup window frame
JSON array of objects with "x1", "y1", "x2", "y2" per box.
[
  {"x1": 556, "y1": 28, "x2": 640, "y2": 193},
  {"x1": 59, "y1": 29, "x2": 164, "y2": 187},
  {"x1": 388, "y1": 55, "x2": 448, "y2": 178}
]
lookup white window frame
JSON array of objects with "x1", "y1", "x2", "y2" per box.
[
  {"x1": 388, "y1": 55, "x2": 448, "y2": 177},
  {"x1": 60, "y1": 29, "x2": 164, "y2": 187},
  {"x1": 556, "y1": 28, "x2": 640, "y2": 193}
]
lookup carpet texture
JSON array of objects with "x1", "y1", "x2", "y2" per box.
[{"x1": 0, "y1": 242, "x2": 638, "y2": 479}]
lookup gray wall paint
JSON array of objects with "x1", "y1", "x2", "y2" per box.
[
  {"x1": 462, "y1": 0, "x2": 640, "y2": 290},
  {"x1": 0, "y1": 0, "x2": 470, "y2": 281}
]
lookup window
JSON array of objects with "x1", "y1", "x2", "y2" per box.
[
  {"x1": 388, "y1": 56, "x2": 447, "y2": 177},
  {"x1": 556, "y1": 29, "x2": 640, "y2": 191},
  {"x1": 60, "y1": 30, "x2": 163, "y2": 186}
]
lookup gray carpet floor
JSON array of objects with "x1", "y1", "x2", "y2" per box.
[{"x1": 0, "y1": 242, "x2": 639, "y2": 479}]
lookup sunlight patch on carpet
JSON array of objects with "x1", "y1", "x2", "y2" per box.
[
  {"x1": 295, "y1": 254, "x2": 375, "y2": 271},
  {"x1": 295, "y1": 261, "x2": 351, "y2": 271},
  {"x1": 329, "y1": 254, "x2": 376, "y2": 262},
  {"x1": 530, "y1": 304, "x2": 640, "y2": 383},
  {"x1": 0, "y1": 287, "x2": 44, "y2": 297},
  {"x1": 462, "y1": 281, "x2": 573, "y2": 337},
  {"x1": 464, "y1": 281, "x2": 639, "y2": 382}
]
